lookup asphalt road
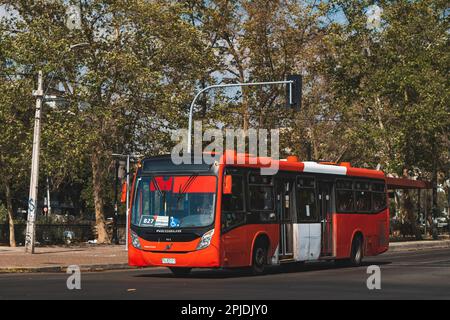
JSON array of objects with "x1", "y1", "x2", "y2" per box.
[{"x1": 0, "y1": 248, "x2": 449, "y2": 300}]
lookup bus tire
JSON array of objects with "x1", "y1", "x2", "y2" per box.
[
  {"x1": 169, "y1": 267, "x2": 192, "y2": 277},
  {"x1": 349, "y1": 235, "x2": 364, "y2": 266},
  {"x1": 251, "y1": 239, "x2": 269, "y2": 275}
]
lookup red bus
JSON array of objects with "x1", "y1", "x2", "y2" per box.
[{"x1": 128, "y1": 152, "x2": 389, "y2": 275}]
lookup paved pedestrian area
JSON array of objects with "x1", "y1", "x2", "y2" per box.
[{"x1": 0, "y1": 245, "x2": 128, "y2": 272}]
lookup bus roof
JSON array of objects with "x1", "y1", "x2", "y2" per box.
[
  {"x1": 140, "y1": 152, "x2": 432, "y2": 188},
  {"x1": 220, "y1": 153, "x2": 386, "y2": 179},
  {"x1": 140, "y1": 152, "x2": 385, "y2": 180}
]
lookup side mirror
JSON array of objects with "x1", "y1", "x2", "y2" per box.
[{"x1": 223, "y1": 175, "x2": 233, "y2": 194}]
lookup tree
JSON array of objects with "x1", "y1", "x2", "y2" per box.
[
  {"x1": 1, "y1": 0, "x2": 213, "y2": 243},
  {"x1": 183, "y1": 0, "x2": 334, "y2": 162},
  {"x1": 0, "y1": 22, "x2": 34, "y2": 246},
  {"x1": 323, "y1": 0, "x2": 449, "y2": 233}
]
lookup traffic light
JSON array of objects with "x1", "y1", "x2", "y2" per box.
[{"x1": 286, "y1": 74, "x2": 302, "y2": 111}]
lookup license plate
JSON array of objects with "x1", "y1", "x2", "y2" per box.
[{"x1": 162, "y1": 258, "x2": 176, "y2": 265}]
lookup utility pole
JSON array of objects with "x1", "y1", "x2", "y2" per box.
[
  {"x1": 24, "y1": 43, "x2": 89, "y2": 254},
  {"x1": 46, "y1": 176, "x2": 52, "y2": 216},
  {"x1": 125, "y1": 154, "x2": 130, "y2": 251},
  {"x1": 25, "y1": 71, "x2": 44, "y2": 254},
  {"x1": 112, "y1": 160, "x2": 120, "y2": 245}
]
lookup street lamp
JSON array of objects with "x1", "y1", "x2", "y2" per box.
[{"x1": 25, "y1": 43, "x2": 89, "y2": 254}]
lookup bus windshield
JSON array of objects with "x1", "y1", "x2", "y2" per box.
[{"x1": 132, "y1": 175, "x2": 217, "y2": 229}]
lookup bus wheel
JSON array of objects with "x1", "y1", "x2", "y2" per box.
[
  {"x1": 251, "y1": 241, "x2": 268, "y2": 275},
  {"x1": 350, "y1": 236, "x2": 363, "y2": 266},
  {"x1": 169, "y1": 267, "x2": 192, "y2": 277}
]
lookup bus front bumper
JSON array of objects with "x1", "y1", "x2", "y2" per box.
[{"x1": 128, "y1": 244, "x2": 221, "y2": 268}]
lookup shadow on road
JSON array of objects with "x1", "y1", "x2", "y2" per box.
[{"x1": 135, "y1": 260, "x2": 392, "y2": 280}]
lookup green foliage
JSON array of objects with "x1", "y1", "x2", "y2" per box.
[
  {"x1": 0, "y1": 203, "x2": 7, "y2": 223},
  {"x1": 0, "y1": 0, "x2": 215, "y2": 238},
  {"x1": 0, "y1": 0, "x2": 448, "y2": 236},
  {"x1": 324, "y1": 0, "x2": 449, "y2": 176}
]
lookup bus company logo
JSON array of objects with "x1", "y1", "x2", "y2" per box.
[
  {"x1": 156, "y1": 229, "x2": 182, "y2": 233},
  {"x1": 171, "y1": 121, "x2": 280, "y2": 175}
]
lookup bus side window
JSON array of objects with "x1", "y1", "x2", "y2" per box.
[
  {"x1": 248, "y1": 172, "x2": 275, "y2": 222},
  {"x1": 372, "y1": 182, "x2": 387, "y2": 212},
  {"x1": 222, "y1": 175, "x2": 246, "y2": 230},
  {"x1": 249, "y1": 186, "x2": 274, "y2": 211},
  {"x1": 222, "y1": 175, "x2": 244, "y2": 212},
  {"x1": 336, "y1": 179, "x2": 354, "y2": 212},
  {"x1": 297, "y1": 176, "x2": 317, "y2": 221},
  {"x1": 354, "y1": 181, "x2": 371, "y2": 212}
]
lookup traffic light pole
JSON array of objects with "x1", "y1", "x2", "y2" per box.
[
  {"x1": 187, "y1": 79, "x2": 298, "y2": 154},
  {"x1": 112, "y1": 153, "x2": 141, "y2": 251}
]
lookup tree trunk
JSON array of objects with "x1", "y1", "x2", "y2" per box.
[
  {"x1": 404, "y1": 189, "x2": 420, "y2": 239},
  {"x1": 5, "y1": 182, "x2": 16, "y2": 247},
  {"x1": 401, "y1": 169, "x2": 420, "y2": 239},
  {"x1": 91, "y1": 148, "x2": 110, "y2": 244},
  {"x1": 431, "y1": 142, "x2": 438, "y2": 215}
]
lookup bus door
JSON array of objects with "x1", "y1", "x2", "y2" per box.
[
  {"x1": 276, "y1": 178, "x2": 295, "y2": 260},
  {"x1": 318, "y1": 181, "x2": 333, "y2": 256},
  {"x1": 221, "y1": 172, "x2": 249, "y2": 267}
]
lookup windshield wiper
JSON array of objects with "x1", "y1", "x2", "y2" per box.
[
  {"x1": 177, "y1": 174, "x2": 199, "y2": 200},
  {"x1": 151, "y1": 176, "x2": 163, "y2": 197}
]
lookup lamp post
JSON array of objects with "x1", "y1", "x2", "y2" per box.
[{"x1": 25, "y1": 43, "x2": 89, "y2": 254}]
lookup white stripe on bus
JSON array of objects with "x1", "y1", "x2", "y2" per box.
[{"x1": 302, "y1": 162, "x2": 347, "y2": 175}]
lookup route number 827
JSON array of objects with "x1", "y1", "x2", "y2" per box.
[
  {"x1": 225, "y1": 305, "x2": 268, "y2": 317},
  {"x1": 143, "y1": 218, "x2": 154, "y2": 225}
]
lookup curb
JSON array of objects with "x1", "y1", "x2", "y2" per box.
[
  {"x1": 0, "y1": 263, "x2": 132, "y2": 274},
  {"x1": 388, "y1": 240, "x2": 450, "y2": 253},
  {"x1": 1, "y1": 241, "x2": 449, "y2": 274}
]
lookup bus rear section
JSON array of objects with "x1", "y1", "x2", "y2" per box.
[{"x1": 219, "y1": 162, "x2": 390, "y2": 271}]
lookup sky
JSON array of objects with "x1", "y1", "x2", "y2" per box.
[{"x1": 0, "y1": 5, "x2": 6, "y2": 19}]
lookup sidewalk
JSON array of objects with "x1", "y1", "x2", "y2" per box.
[
  {"x1": 0, "y1": 245, "x2": 130, "y2": 273},
  {"x1": 388, "y1": 239, "x2": 450, "y2": 252},
  {"x1": 1, "y1": 240, "x2": 449, "y2": 273}
]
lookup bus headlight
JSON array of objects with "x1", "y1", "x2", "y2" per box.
[
  {"x1": 130, "y1": 230, "x2": 142, "y2": 250},
  {"x1": 196, "y1": 229, "x2": 214, "y2": 250}
]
